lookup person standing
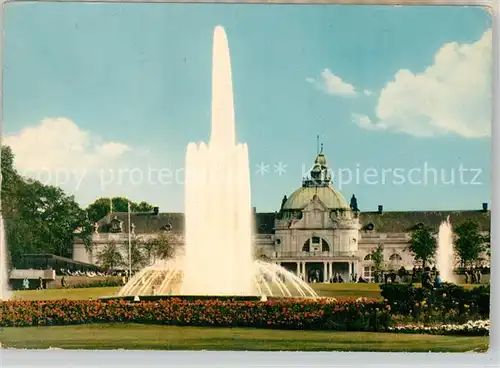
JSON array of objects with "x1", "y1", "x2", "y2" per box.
[
  {"x1": 434, "y1": 271, "x2": 442, "y2": 288},
  {"x1": 421, "y1": 267, "x2": 432, "y2": 289}
]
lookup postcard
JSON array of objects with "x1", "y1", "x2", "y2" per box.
[{"x1": 0, "y1": 1, "x2": 491, "y2": 352}]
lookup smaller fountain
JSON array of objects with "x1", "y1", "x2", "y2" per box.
[
  {"x1": 0, "y1": 216, "x2": 11, "y2": 301},
  {"x1": 436, "y1": 216, "x2": 457, "y2": 284},
  {"x1": 117, "y1": 258, "x2": 318, "y2": 298}
]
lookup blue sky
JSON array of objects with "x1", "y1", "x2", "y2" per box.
[{"x1": 2, "y1": 3, "x2": 492, "y2": 212}]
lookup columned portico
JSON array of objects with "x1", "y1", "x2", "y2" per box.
[{"x1": 273, "y1": 257, "x2": 360, "y2": 283}]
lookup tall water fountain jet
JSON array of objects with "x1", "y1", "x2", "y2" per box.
[
  {"x1": 117, "y1": 26, "x2": 317, "y2": 299},
  {"x1": 436, "y1": 216, "x2": 457, "y2": 284},
  {"x1": 182, "y1": 26, "x2": 253, "y2": 296},
  {"x1": 0, "y1": 216, "x2": 11, "y2": 300}
]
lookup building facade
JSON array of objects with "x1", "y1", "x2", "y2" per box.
[{"x1": 73, "y1": 150, "x2": 491, "y2": 282}]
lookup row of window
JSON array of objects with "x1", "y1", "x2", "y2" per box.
[{"x1": 364, "y1": 253, "x2": 402, "y2": 261}]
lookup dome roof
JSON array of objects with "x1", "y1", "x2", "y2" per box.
[{"x1": 282, "y1": 186, "x2": 350, "y2": 210}]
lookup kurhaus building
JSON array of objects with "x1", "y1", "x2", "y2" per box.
[{"x1": 72, "y1": 150, "x2": 491, "y2": 283}]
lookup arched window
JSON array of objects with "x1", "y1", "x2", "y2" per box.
[
  {"x1": 389, "y1": 254, "x2": 402, "y2": 261},
  {"x1": 321, "y1": 239, "x2": 330, "y2": 252},
  {"x1": 302, "y1": 239, "x2": 310, "y2": 252},
  {"x1": 303, "y1": 237, "x2": 330, "y2": 252},
  {"x1": 364, "y1": 254, "x2": 373, "y2": 261}
]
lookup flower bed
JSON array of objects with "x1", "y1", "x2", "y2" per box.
[
  {"x1": 0, "y1": 298, "x2": 390, "y2": 332},
  {"x1": 388, "y1": 320, "x2": 489, "y2": 336}
]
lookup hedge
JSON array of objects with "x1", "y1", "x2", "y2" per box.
[
  {"x1": 67, "y1": 279, "x2": 122, "y2": 289},
  {"x1": 380, "y1": 283, "x2": 490, "y2": 318},
  {"x1": 0, "y1": 298, "x2": 390, "y2": 332}
]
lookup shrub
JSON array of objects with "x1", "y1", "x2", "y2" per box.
[
  {"x1": 380, "y1": 283, "x2": 490, "y2": 320},
  {"x1": 0, "y1": 298, "x2": 390, "y2": 332},
  {"x1": 67, "y1": 279, "x2": 122, "y2": 289}
]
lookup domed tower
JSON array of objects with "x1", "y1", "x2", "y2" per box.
[
  {"x1": 279, "y1": 144, "x2": 350, "y2": 215},
  {"x1": 273, "y1": 143, "x2": 360, "y2": 283}
]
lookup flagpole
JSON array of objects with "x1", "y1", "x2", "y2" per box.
[{"x1": 127, "y1": 200, "x2": 132, "y2": 279}]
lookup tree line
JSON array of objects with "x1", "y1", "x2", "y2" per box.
[
  {"x1": 409, "y1": 221, "x2": 490, "y2": 269},
  {"x1": 95, "y1": 232, "x2": 177, "y2": 272},
  {"x1": 368, "y1": 221, "x2": 490, "y2": 273}
]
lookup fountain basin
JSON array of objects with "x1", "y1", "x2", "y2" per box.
[
  {"x1": 99, "y1": 295, "x2": 263, "y2": 302},
  {"x1": 116, "y1": 259, "x2": 319, "y2": 299}
]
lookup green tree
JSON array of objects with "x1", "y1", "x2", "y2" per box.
[
  {"x1": 408, "y1": 226, "x2": 437, "y2": 268},
  {"x1": 134, "y1": 201, "x2": 154, "y2": 212},
  {"x1": 27, "y1": 181, "x2": 92, "y2": 257},
  {"x1": 454, "y1": 220, "x2": 486, "y2": 267},
  {"x1": 86, "y1": 197, "x2": 154, "y2": 223},
  {"x1": 122, "y1": 237, "x2": 148, "y2": 270},
  {"x1": 140, "y1": 232, "x2": 176, "y2": 264},
  {"x1": 96, "y1": 241, "x2": 123, "y2": 271},
  {"x1": 0, "y1": 146, "x2": 21, "y2": 213},
  {"x1": 1, "y1": 145, "x2": 92, "y2": 266},
  {"x1": 371, "y1": 244, "x2": 385, "y2": 272},
  {"x1": 484, "y1": 232, "x2": 491, "y2": 259},
  {"x1": 86, "y1": 198, "x2": 113, "y2": 224}
]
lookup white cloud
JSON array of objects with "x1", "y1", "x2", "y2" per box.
[
  {"x1": 351, "y1": 114, "x2": 386, "y2": 131},
  {"x1": 4, "y1": 118, "x2": 130, "y2": 174},
  {"x1": 3, "y1": 118, "x2": 183, "y2": 210},
  {"x1": 3, "y1": 117, "x2": 136, "y2": 204},
  {"x1": 3, "y1": 117, "x2": 186, "y2": 211},
  {"x1": 364, "y1": 89, "x2": 373, "y2": 96},
  {"x1": 307, "y1": 69, "x2": 356, "y2": 96},
  {"x1": 370, "y1": 29, "x2": 492, "y2": 138}
]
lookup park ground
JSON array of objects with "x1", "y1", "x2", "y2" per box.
[{"x1": 0, "y1": 283, "x2": 488, "y2": 352}]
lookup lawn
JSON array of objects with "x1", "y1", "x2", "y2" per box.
[
  {"x1": 0, "y1": 323, "x2": 489, "y2": 352},
  {"x1": 10, "y1": 286, "x2": 120, "y2": 301},
  {"x1": 10, "y1": 282, "x2": 481, "y2": 301},
  {"x1": 311, "y1": 282, "x2": 382, "y2": 298}
]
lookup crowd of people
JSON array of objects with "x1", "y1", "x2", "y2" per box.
[
  {"x1": 302, "y1": 265, "x2": 487, "y2": 286},
  {"x1": 464, "y1": 268, "x2": 484, "y2": 284}
]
